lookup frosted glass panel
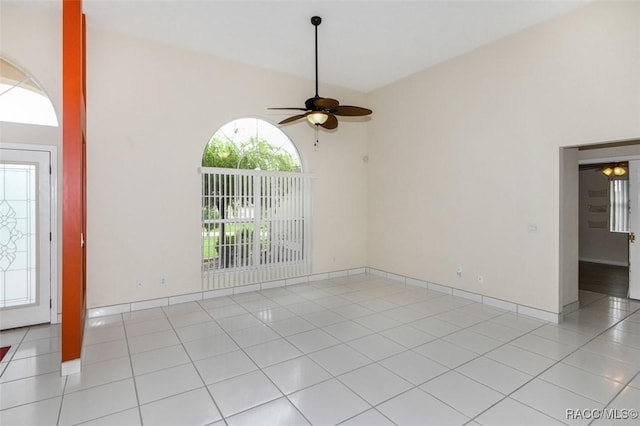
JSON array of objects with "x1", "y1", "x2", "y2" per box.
[{"x1": 0, "y1": 163, "x2": 37, "y2": 308}]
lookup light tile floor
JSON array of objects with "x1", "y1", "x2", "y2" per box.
[{"x1": 1, "y1": 274, "x2": 640, "y2": 425}]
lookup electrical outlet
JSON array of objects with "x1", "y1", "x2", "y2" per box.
[
  {"x1": 456, "y1": 267, "x2": 463, "y2": 277},
  {"x1": 477, "y1": 275, "x2": 484, "y2": 284},
  {"x1": 160, "y1": 277, "x2": 167, "y2": 286},
  {"x1": 136, "y1": 280, "x2": 143, "y2": 288}
]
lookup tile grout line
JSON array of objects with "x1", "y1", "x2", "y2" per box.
[
  {"x1": 53, "y1": 323, "x2": 67, "y2": 426},
  {"x1": 84, "y1": 288, "x2": 640, "y2": 424},
  {"x1": 165, "y1": 302, "x2": 228, "y2": 425},
  {"x1": 260, "y1": 284, "x2": 521, "y2": 424},
  {"x1": 339, "y1": 292, "x2": 637, "y2": 424},
  {"x1": 71, "y1": 286, "x2": 638, "y2": 425},
  {"x1": 201, "y1": 295, "x2": 306, "y2": 422},
  {"x1": 468, "y1": 300, "x2": 640, "y2": 425},
  {"x1": 119, "y1": 311, "x2": 145, "y2": 426},
  {"x1": 203, "y1": 296, "x2": 316, "y2": 425},
  {"x1": 351, "y1": 313, "x2": 553, "y2": 424},
  {"x1": 234, "y1": 280, "x2": 402, "y2": 424},
  {"x1": 206, "y1": 282, "x2": 547, "y2": 424},
  {"x1": 589, "y1": 369, "x2": 640, "y2": 426},
  {"x1": 250, "y1": 284, "x2": 378, "y2": 424},
  {"x1": 2, "y1": 278, "x2": 638, "y2": 425}
]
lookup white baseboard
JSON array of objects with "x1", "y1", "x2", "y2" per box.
[
  {"x1": 562, "y1": 300, "x2": 580, "y2": 318},
  {"x1": 86, "y1": 266, "x2": 562, "y2": 324},
  {"x1": 365, "y1": 268, "x2": 560, "y2": 323},
  {"x1": 87, "y1": 267, "x2": 366, "y2": 319},
  {"x1": 61, "y1": 359, "x2": 81, "y2": 376}
]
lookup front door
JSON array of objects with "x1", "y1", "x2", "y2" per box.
[{"x1": 0, "y1": 147, "x2": 51, "y2": 329}]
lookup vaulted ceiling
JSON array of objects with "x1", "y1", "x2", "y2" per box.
[{"x1": 16, "y1": 0, "x2": 590, "y2": 92}]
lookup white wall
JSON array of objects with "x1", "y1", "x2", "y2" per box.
[
  {"x1": 579, "y1": 168, "x2": 628, "y2": 266},
  {"x1": 367, "y1": 1, "x2": 640, "y2": 314},
  {"x1": 0, "y1": 3, "x2": 63, "y2": 311},
  {"x1": 5, "y1": 1, "x2": 640, "y2": 315},
  {"x1": 1, "y1": 2, "x2": 368, "y2": 309},
  {"x1": 85, "y1": 29, "x2": 368, "y2": 307}
]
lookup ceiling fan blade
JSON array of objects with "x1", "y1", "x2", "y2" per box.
[
  {"x1": 331, "y1": 105, "x2": 373, "y2": 116},
  {"x1": 320, "y1": 114, "x2": 338, "y2": 130},
  {"x1": 278, "y1": 114, "x2": 306, "y2": 125},
  {"x1": 313, "y1": 97, "x2": 339, "y2": 109},
  {"x1": 268, "y1": 107, "x2": 307, "y2": 111}
]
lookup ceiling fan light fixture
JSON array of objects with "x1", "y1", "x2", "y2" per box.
[
  {"x1": 613, "y1": 166, "x2": 627, "y2": 176},
  {"x1": 307, "y1": 112, "x2": 329, "y2": 125},
  {"x1": 601, "y1": 163, "x2": 627, "y2": 177}
]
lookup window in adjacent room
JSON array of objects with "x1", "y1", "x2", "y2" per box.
[{"x1": 610, "y1": 178, "x2": 629, "y2": 233}]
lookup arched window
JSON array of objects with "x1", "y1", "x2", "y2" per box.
[
  {"x1": 203, "y1": 117, "x2": 302, "y2": 171},
  {"x1": 201, "y1": 118, "x2": 312, "y2": 290},
  {"x1": 0, "y1": 58, "x2": 58, "y2": 127}
]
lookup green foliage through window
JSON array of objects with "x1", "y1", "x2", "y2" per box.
[
  {"x1": 202, "y1": 118, "x2": 301, "y2": 172},
  {"x1": 201, "y1": 118, "x2": 305, "y2": 272}
]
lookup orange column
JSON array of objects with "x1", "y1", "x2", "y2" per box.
[{"x1": 62, "y1": 0, "x2": 87, "y2": 363}]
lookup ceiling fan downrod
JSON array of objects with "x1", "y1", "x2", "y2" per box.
[{"x1": 312, "y1": 16, "x2": 321, "y2": 98}]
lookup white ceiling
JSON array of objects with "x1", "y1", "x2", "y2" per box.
[{"x1": 26, "y1": 0, "x2": 590, "y2": 93}]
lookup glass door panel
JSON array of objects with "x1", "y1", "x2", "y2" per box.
[{"x1": 0, "y1": 148, "x2": 50, "y2": 328}]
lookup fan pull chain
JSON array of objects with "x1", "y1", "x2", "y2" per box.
[{"x1": 314, "y1": 124, "x2": 319, "y2": 150}]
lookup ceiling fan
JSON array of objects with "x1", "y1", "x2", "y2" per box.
[{"x1": 269, "y1": 16, "x2": 372, "y2": 131}]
